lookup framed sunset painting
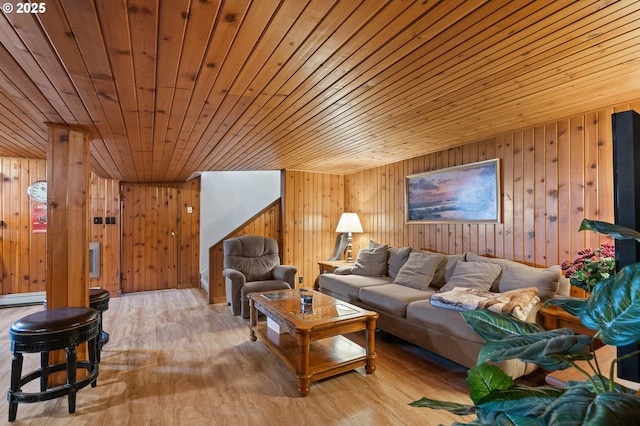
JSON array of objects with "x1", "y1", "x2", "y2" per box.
[{"x1": 405, "y1": 159, "x2": 501, "y2": 224}]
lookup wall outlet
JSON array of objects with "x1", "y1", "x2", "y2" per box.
[{"x1": 298, "y1": 276, "x2": 304, "y2": 284}]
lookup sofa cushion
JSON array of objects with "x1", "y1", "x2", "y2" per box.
[
  {"x1": 359, "y1": 284, "x2": 433, "y2": 317},
  {"x1": 466, "y1": 253, "x2": 560, "y2": 300},
  {"x1": 352, "y1": 245, "x2": 388, "y2": 276},
  {"x1": 423, "y1": 251, "x2": 466, "y2": 289},
  {"x1": 406, "y1": 299, "x2": 484, "y2": 344},
  {"x1": 393, "y1": 251, "x2": 444, "y2": 290},
  {"x1": 318, "y1": 273, "x2": 392, "y2": 303},
  {"x1": 440, "y1": 261, "x2": 502, "y2": 292}
]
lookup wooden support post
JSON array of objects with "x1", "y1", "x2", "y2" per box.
[
  {"x1": 45, "y1": 124, "x2": 91, "y2": 385},
  {"x1": 45, "y1": 124, "x2": 91, "y2": 309}
]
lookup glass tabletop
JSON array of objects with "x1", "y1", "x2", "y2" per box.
[
  {"x1": 261, "y1": 291, "x2": 290, "y2": 301},
  {"x1": 289, "y1": 303, "x2": 359, "y2": 322},
  {"x1": 257, "y1": 289, "x2": 364, "y2": 322}
]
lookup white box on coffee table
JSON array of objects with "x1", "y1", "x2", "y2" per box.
[{"x1": 267, "y1": 316, "x2": 286, "y2": 334}]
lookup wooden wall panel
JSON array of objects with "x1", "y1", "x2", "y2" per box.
[
  {"x1": 1, "y1": 158, "x2": 199, "y2": 298},
  {"x1": 0, "y1": 158, "x2": 47, "y2": 295},
  {"x1": 208, "y1": 200, "x2": 282, "y2": 304},
  {"x1": 5, "y1": 102, "x2": 640, "y2": 303},
  {"x1": 342, "y1": 105, "x2": 640, "y2": 285},
  {"x1": 282, "y1": 171, "x2": 344, "y2": 290},
  {"x1": 89, "y1": 172, "x2": 121, "y2": 296},
  {"x1": 1, "y1": 158, "x2": 122, "y2": 297},
  {"x1": 176, "y1": 178, "x2": 200, "y2": 287}
]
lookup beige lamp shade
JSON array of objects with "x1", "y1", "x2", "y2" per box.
[
  {"x1": 335, "y1": 213, "x2": 363, "y2": 233},
  {"x1": 335, "y1": 213, "x2": 363, "y2": 262}
]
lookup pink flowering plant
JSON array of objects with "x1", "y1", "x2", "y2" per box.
[{"x1": 561, "y1": 241, "x2": 615, "y2": 294}]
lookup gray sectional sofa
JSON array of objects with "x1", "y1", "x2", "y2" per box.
[{"x1": 318, "y1": 243, "x2": 570, "y2": 379}]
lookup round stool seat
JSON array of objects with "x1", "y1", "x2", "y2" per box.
[
  {"x1": 7, "y1": 307, "x2": 100, "y2": 422},
  {"x1": 10, "y1": 307, "x2": 100, "y2": 353},
  {"x1": 89, "y1": 288, "x2": 109, "y2": 312}
]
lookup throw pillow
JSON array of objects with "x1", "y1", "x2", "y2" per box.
[
  {"x1": 366, "y1": 240, "x2": 412, "y2": 279},
  {"x1": 387, "y1": 246, "x2": 412, "y2": 278},
  {"x1": 393, "y1": 251, "x2": 444, "y2": 290},
  {"x1": 352, "y1": 245, "x2": 388, "y2": 276},
  {"x1": 440, "y1": 261, "x2": 503, "y2": 292},
  {"x1": 368, "y1": 239, "x2": 383, "y2": 249},
  {"x1": 466, "y1": 253, "x2": 561, "y2": 300},
  {"x1": 333, "y1": 266, "x2": 353, "y2": 275},
  {"x1": 424, "y1": 251, "x2": 466, "y2": 288}
]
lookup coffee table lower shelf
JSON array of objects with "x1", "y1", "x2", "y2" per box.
[
  {"x1": 248, "y1": 289, "x2": 377, "y2": 396},
  {"x1": 255, "y1": 324, "x2": 369, "y2": 393}
]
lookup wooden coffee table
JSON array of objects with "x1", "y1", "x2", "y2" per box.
[{"x1": 248, "y1": 288, "x2": 378, "y2": 396}]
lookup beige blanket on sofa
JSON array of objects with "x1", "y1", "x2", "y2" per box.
[{"x1": 429, "y1": 287, "x2": 540, "y2": 320}]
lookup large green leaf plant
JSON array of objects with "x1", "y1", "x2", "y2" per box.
[{"x1": 410, "y1": 220, "x2": 640, "y2": 425}]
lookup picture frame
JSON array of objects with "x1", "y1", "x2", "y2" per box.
[{"x1": 405, "y1": 158, "x2": 501, "y2": 224}]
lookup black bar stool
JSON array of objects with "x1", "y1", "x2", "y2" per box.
[
  {"x1": 89, "y1": 288, "x2": 110, "y2": 362},
  {"x1": 7, "y1": 307, "x2": 100, "y2": 422}
]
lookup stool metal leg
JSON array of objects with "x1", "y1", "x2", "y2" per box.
[
  {"x1": 39, "y1": 351, "x2": 49, "y2": 392},
  {"x1": 89, "y1": 336, "x2": 98, "y2": 388},
  {"x1": 8, "y1": 352, "x2": 23, "y2": 422},
  {"x1": 66, "y1": 345, "x2": 77, "y2": 414},
  {"x1": 96, "y1": 315, "x2": 103, "y2": 363}
]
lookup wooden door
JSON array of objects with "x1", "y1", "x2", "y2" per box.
[{"x1": 121, "y1": 183, "x2": 178, "y2": 293}]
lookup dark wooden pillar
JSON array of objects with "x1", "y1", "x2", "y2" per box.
[
  {"x1": 45, "y1": 124, "x2": 90, "y2": 308},
  {"x1": 612, "y1": 110, "x2": 640, "y2": 383}
]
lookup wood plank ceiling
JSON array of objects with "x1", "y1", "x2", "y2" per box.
[{"x1": 1, "y1": 0, "x2": 639, "y2": 183}]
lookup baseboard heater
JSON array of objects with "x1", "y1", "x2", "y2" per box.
[{"x1": 0, "y1": 291, "x2": 46, "y2": 308}]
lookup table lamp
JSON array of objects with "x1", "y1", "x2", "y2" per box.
[{"x1": 335, "y1": 212, "x2": 363, "y2": 262}]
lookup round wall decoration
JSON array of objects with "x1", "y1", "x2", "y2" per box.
[{"x1": 27, "y1": 180, "x2": 47, "y2": 203}]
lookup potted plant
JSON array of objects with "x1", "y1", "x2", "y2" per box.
[
  {"x1": 560, "y1": 241, "x2": 615, "y2": 295},
  {"x1": 410, "y1": 219, "x2": 640, "y2": 425}
]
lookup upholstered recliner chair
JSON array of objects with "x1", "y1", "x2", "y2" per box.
[{"x1": 223, "y1": 236, "x2": 297, "y2": 318}]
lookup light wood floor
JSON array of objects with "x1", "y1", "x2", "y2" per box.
[{"x1": 0, "y1": 288, "x2": 544, "y2": 425}]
